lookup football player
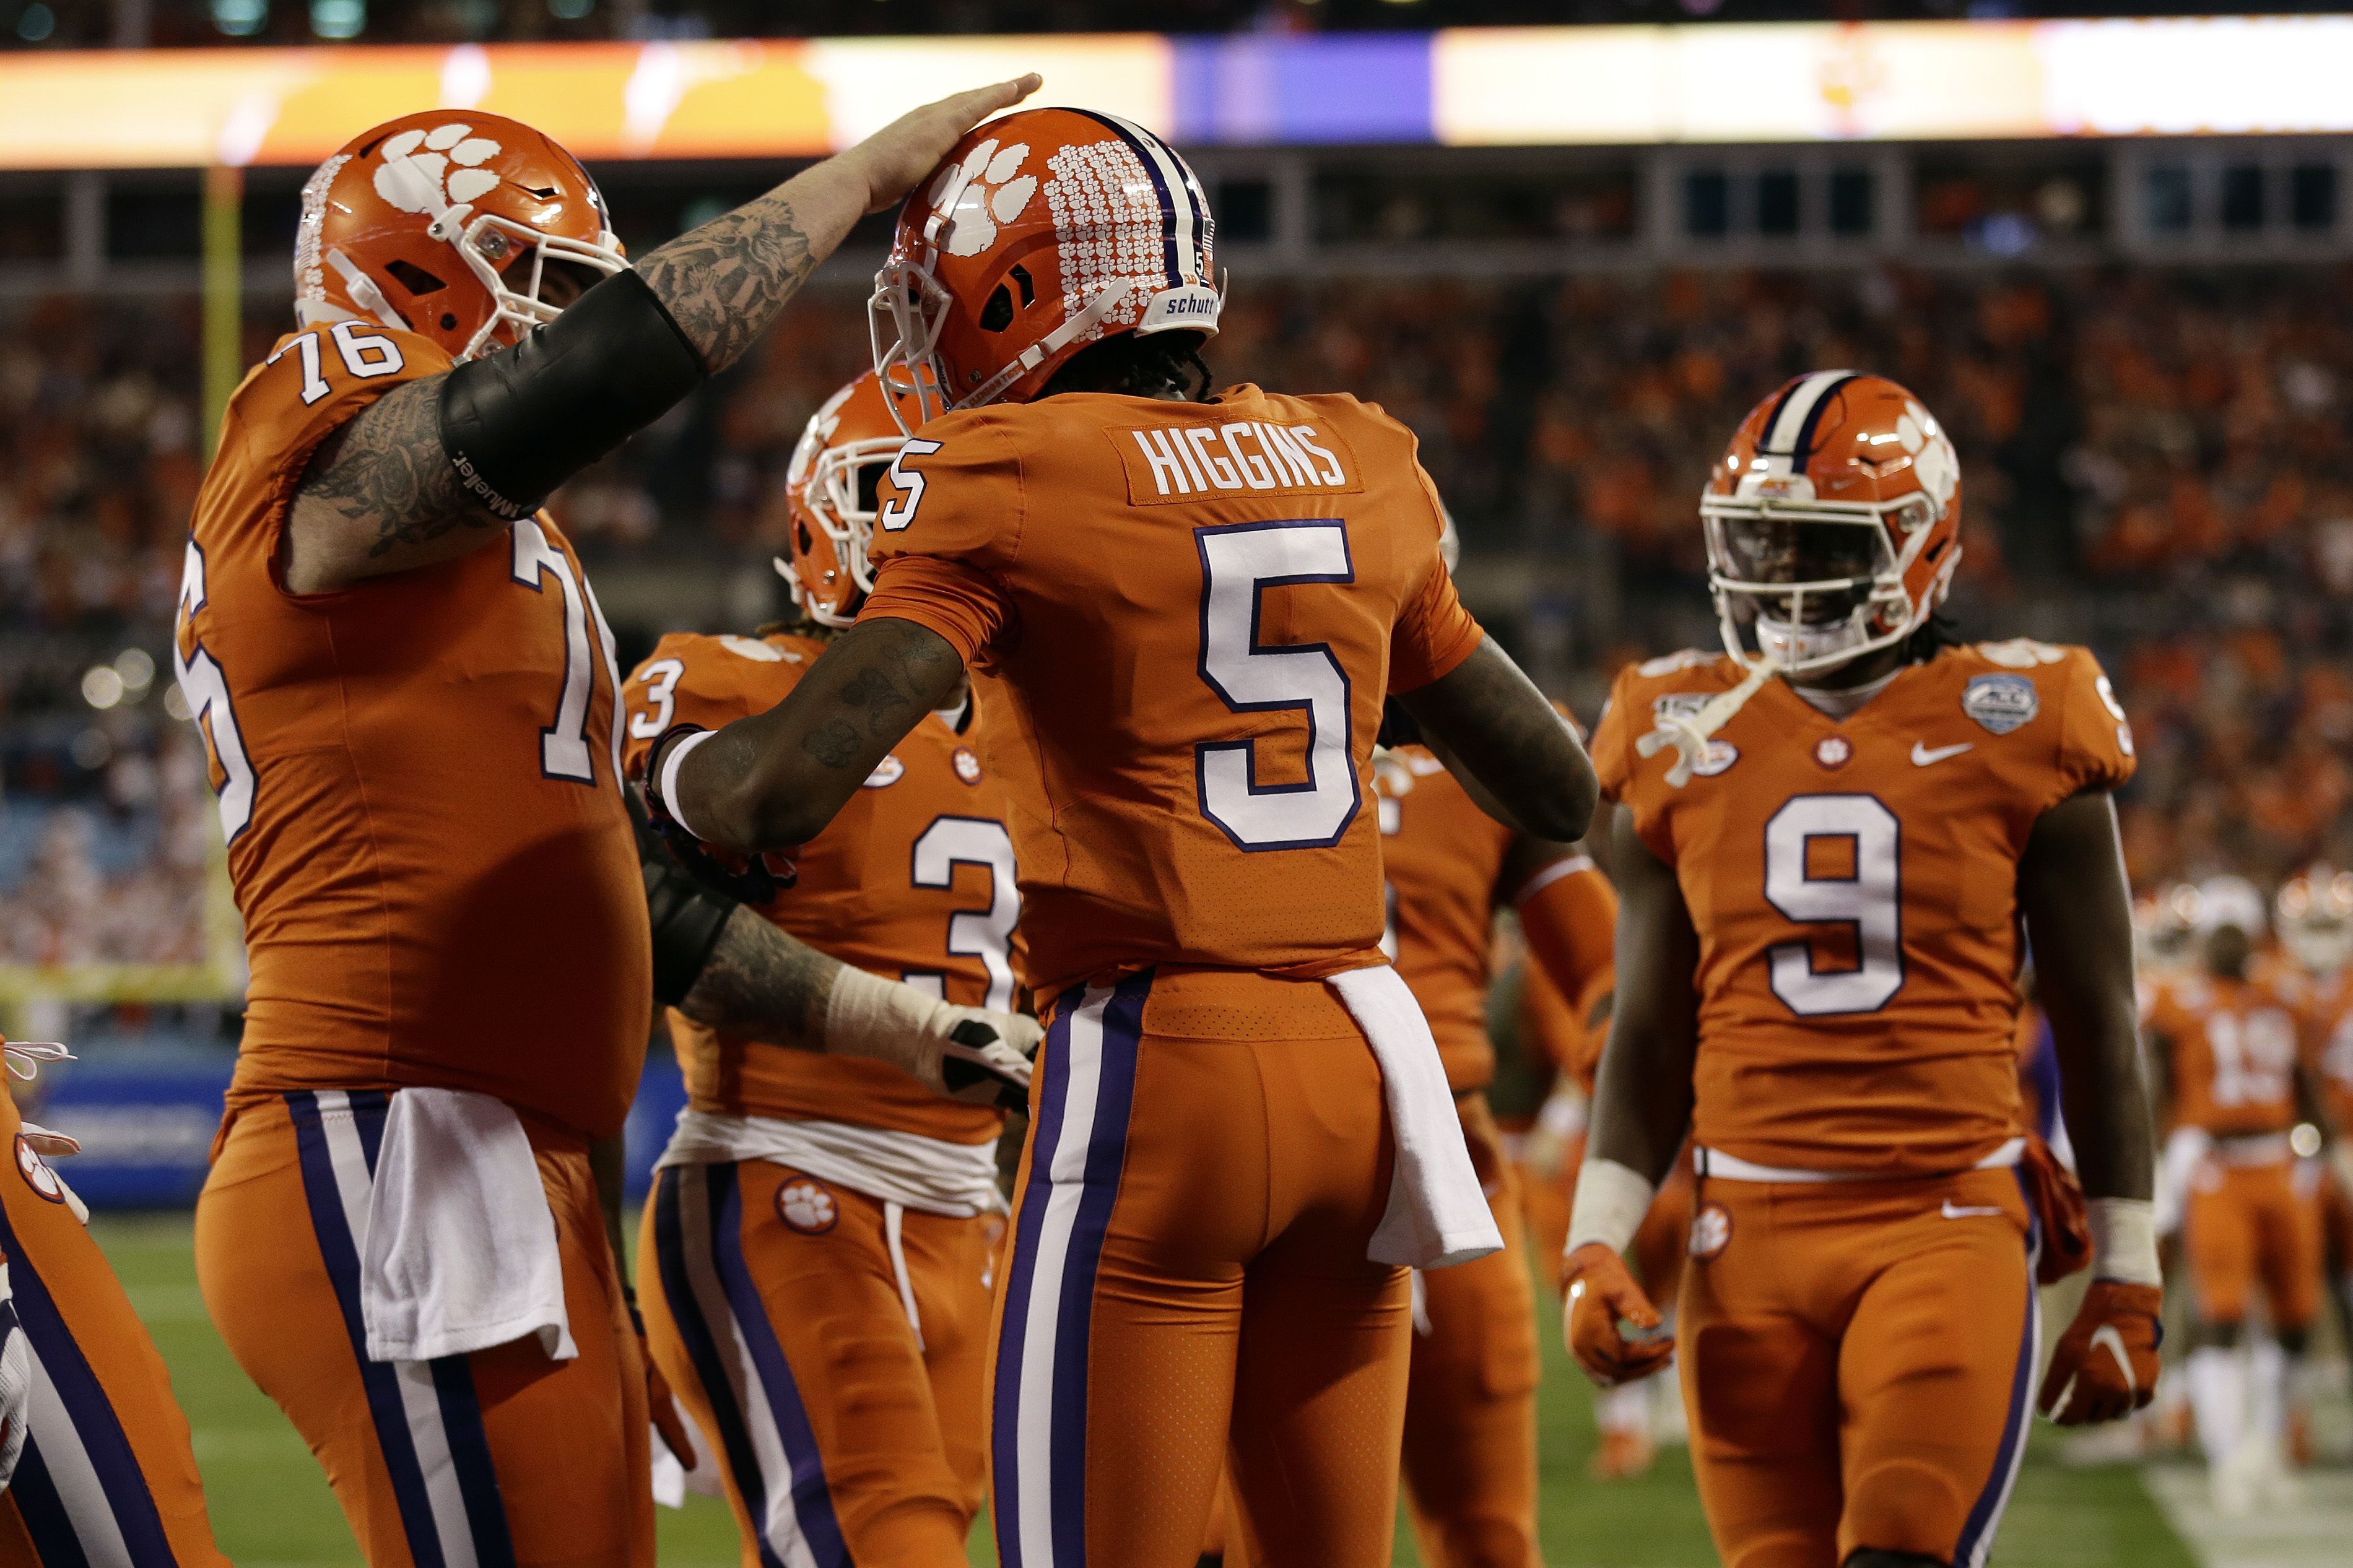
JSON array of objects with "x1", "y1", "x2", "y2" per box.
[
  {"x1": 2144, "y1": 878, "x2": 2337, "y2": 1509},
  {"x1": 1520, "y1": 955, "x2": 1696, "y2": 1483},
  {"x1": 1371, "y1": 711, "x2": 1614, "y2": 1565},
  {"x1": 0, "y1": 1037, "x2": 228, "y2": 1566},
  {"x1": 180, "y1": 80, "x2": 1037, "y2": 1567},
  {"x1": 645, "y1": 108, "x2": 1595, "y2": 1567},
  {"x1": 1565, "y1": 373, "x2": 2161, "y2": 1568},
  {"x1": 625, "y1": 371, "x2": 1037, "y2": 1567},
  {"x1": 2276, "y1": 867, "x2": 2353, "y2": 1380}
]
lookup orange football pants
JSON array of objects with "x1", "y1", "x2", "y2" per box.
[
  {"x1": 1678, "y1": 1166, "x2": 2037, "y2": 1568},
  {"x1": 194, "y1": 1091, "x2": 651, "y2": 1568},
  {"x1": 992, "y1": 968, "x2": 1410, "y2": 1568},
  {"x1": 2185, "y1": 1157, "x2": 2323, "y2": 1330},
  {"x1": 1399, "y1": 1094, "x2": 1540, "y2": 1568},
  {"x1": 638, "y1": 1159, "x2": 998, "y2": 1568},
  {"x1": 0, "y1": 1092, "x2": 225, "y2": 1568}
]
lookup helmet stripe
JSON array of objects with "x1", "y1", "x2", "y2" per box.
[
  {"x1": 1069, "y1": 110, "x2": 1196, "y2": 290},
  {"x1": 1760, "y1": 369, "x2": 1859, "y2": 467}
]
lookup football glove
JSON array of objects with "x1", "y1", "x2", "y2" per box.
[
  {"x1": 2037, "y1": 1279, "x2": 2163, "y2": 1426},
  {"x1": 1562, "y1": 1242, "x2": 1674, "y2": 1387},
  {"x1": 0, "y1": 1259, "x2": 31, "y2": 1489},
  {"x1": 825, "y1": 964, "x2": 1040, "y2": 1111},
  {"x1": 625, "y1": 1293, "x2": 695, "y2": 1474}
]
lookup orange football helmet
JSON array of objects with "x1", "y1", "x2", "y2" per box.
[
  {"x1": 776, "y1": 371, "x2": 924, "y2": 628},
  {"x1": 869, "y1": 106, "x2": 1223, "y2": 431},
  {"x1": 1700, "y1": 371, "x2": 1964, "y2": 678},
  {"x1": 294, "y1": 110, "x2": 627, "y2": 362}
]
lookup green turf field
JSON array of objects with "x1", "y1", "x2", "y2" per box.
[{"x1": 93, "y1": 1213, "x2": 2198, "y2": 1567}]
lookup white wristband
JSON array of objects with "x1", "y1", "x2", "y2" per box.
[
  {"x1": 1565, "y1": 1156, "x2": 1657, "y2": 1259},
  {"x1": 2087, "y1": 1197, "x2": 2162, "y2": 1287},
  {"x1": 658, "y1": 730, "x2": 717, "y2": 842},
  {"x1": 822, "y1": 963, "x2": 958, "y2": 1081}
]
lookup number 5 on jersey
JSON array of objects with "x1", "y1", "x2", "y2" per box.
[{"x1": 1194, "y1": 519, "x2": 1360, "y2": 851}]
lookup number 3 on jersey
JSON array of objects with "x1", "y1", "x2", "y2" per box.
[
  {"x1": 1763, "y1": 794, "x2": 1905, "y2": 1016},
  {"x1": 1194, "y1": 519, "x2": 1360, "y2": 851}
]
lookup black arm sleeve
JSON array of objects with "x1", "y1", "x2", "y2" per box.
[
  {"x1": 633, "y1": 794, "x2": 734, "y2": 1008},
  {"x1": 438, "y1": 267, "x2": 707, "y2": 519}
]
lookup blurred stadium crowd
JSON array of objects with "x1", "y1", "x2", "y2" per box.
[{"x1": 5, "y1": 263, "x2": 2350, "y2": 966}]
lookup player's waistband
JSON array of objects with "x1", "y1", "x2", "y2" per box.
[
  {"x1": 2209, "y1": 1131, "x2": 2295, "y2": 1167},
  {"x1": 1692, "y1": 1137, "x2": 2024, "y2": 1184}
]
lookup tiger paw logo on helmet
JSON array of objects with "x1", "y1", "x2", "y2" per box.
[
  {"x1": 932, "y1": 139, "x2": 1040, "y2": 259},
  {"x1": 1892, "y1": 400, "x2": 1959, "y2": 512},
  {"x1": 372, "y1": 123, "x2": 505, "y2": 215}
]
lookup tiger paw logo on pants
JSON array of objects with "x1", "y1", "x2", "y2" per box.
[
  {"x1": 933, "y1": 137, "x2": 1038, "y2": 258},
  {"x1": 373, "y1": 123, "x2": 505, "y2": 214},
  {"x1": 775, "y1": 1177, "x2": 840, "y2": 1235}
]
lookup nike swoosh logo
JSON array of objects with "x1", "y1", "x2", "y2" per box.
[
  {"x1": 2090, "y1": 1324, "x2": 2137, "y2": 1395},
  {"x1": 1912, "y1": 741, "x2": 1975, "y2": 766},
  {"x1": 1940, "y1": 1200, "x2": 2003, "y2": 1219}
]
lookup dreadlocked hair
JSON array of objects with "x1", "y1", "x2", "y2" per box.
[
  {"x1": 1900, "y1": 610, "x2": 1959, "y2": 665},
  {"x1": 1039, "y1": 329, "x2": 1211, "y2": 402}
]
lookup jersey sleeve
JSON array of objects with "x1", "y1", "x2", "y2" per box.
[
  {"x1": 861, "y1": 413, "x2": 1027, "y2": 665},
  {"x1": 1388, "y1": 553, "x2": 1484, "y2": 693},
  {"x1": 618, "y1": 637, "x2": 780, "y2": 782},
  {"x1": 1589, "y1": 666, "x2": 1643, "y2": 805},
  {"x1": 2053, "y1": 648, "x2": 2138, "y2": 801},
  {"x1": 217, "y1": 324, "x2": 453, "y2": 560}
]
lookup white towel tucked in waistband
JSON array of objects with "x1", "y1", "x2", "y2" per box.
[
  {"x1": 360, "y1": 1088, "x2": 576, "y2": 1365},
  {"x1": 1326, "y1": 964, "x2": 1503, "y2": 1270},
  {"x1": 655, "y1": 1107, "x2": 1008, "y2": 1218}
]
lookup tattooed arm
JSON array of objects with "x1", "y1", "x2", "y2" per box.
[
  {"x1": 674, "y1": 904, "x2": 845, "y2": 1046},
  {"x1": 658, "y1": 617, "x2": 965, "y2": 854},
  {"x1": 1395, "y1": 637, "x2": 1598, "y2": 844},
  {"x1": 279, "y1": 76, "x2": 1040, "y2": 596},
  {"x1": 638, "y1": 74, "x2": 1037, "y2": 371}
]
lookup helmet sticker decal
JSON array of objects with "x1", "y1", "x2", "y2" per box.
[
  {"x1": 294, "y1": 153, "x2": 350, "y2": 304},
  {"x1": 1043, "y1": 137, "x2": 1162, "y2": 337}
]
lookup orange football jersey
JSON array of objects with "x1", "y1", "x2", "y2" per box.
[
  {"x1": 1593, "y1": 639, "x2": 2136, "y2": 1175},
  {"x1": 622, "y1": 630, "x2": 1019, "y2": 1143},
  {"x1": 858, "y1": 384, "x2": 1483, "y2": 998},
  {"x1": 1373, "y1": 747, "x2": 1515, "y2": 1089},
  {"x1": 2310, "y1": 972, "x2": 2353, "y2": 1132},
  {"x1": 1373, "y1": 744, "x2": 1619, "y2": 1091},
  {"x1": 2146, "y1": 972, "x2": 2307, "y2": 1140},
  {"x1": 181, "y1": 321, "x2": 647, "y2": 1140}
]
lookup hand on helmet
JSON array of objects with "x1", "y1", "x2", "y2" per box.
[
  {"x1": 1562, "y1": 1242, "x2": 1674, "y2": 1387},
  {"x1": 842, "y1": 76, "x2": 1045, "y2": 214}
]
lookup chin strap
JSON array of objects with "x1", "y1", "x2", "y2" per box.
[{"x1": 1635, "y1": 655, "x2": 1780, "y2": 788}]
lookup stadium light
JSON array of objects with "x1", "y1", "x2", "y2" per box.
[{"x1": 7, "y1": 20, "x2": 2353, "y2": 171}]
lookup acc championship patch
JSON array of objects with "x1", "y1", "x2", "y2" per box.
[
  {"x1": 1651, "y1": 693, "x2": 1738, "y2": 776},
  {"x1": 775, "y1": 1177, "x2": 840, "y2": 1235},
  {"x1": 863, "y1": 755, "x2": 905, "y2": 789},
  {"x1": 1962, "y1": 674, "x2": 2040, "y2": 735}
]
